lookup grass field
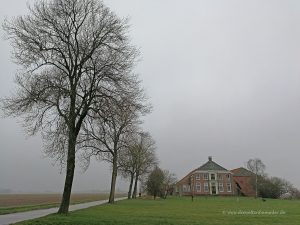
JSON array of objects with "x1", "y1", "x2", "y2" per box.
[
  {"x1": 0, "y1": 193, "x2": 126, "y2": 215},
  {"x1": 13, "y1": 196, "x2": 300, "y2": 225}
]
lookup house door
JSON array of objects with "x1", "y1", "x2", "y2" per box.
[{"x1": 211, "y1": 184, "x2": 216, "y2": 195}]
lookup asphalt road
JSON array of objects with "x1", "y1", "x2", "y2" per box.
[{"x1": 0, "y1": 197, "x2": 127, "y2": 225}]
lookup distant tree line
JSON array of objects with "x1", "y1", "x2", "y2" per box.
[
  {"x1": 247, "y1": 158, "x2": 300, "y2": 199},
  {"x1": 257, "y1": 176, "x2": 300, "y2": 199}
]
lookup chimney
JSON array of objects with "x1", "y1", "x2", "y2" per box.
[{"x1": 208, "y1": 156, "x2": 212, "y2": 161}]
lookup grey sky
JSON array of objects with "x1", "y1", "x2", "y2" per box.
[{"x1": 1, "y1": 0, "x2": 300, "y2": 193}]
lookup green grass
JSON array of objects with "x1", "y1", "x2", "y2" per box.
[{"x1": 13, "y1": 196, "x2": 300, "y2": 225}]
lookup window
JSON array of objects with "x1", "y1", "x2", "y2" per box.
[
  {"x1": 183, "y1": 185, "x2": 190, "y2": 192},
  {"x1": 210, "y1": 174, "x2": 216, "y2": 180},
  {"x1": 195, "y1": 173, "x2": 201, "y2": 180},
  {"x1": 227, "y1": 183, "x2": 232, "y2": 192},
  {"x1": 217, "y1": 174, "x2": 223, "y2": 180},
  {"x1": 204, "y1": 183, "x2": 209, "y2": 192},
  {"x1": 204, "y1": 173, "x2": 209, "y2": 180},
  {"x1": 218, "y1": 183, "x2": 224, "y2": 192},
  {"x1": 196, "y1": 183, "x2": 201, "y2": 192},
  {"x1": 226, "y1": 174, "x2": 231, "y2": 181}
]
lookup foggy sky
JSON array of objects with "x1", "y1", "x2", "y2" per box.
[{"x1": 1, "y1": 0, "x2": 300, "y2": 193}]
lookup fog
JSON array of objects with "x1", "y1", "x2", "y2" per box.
[{"x1": 1, "y1": 0, "x2": 300, "y2": 193}]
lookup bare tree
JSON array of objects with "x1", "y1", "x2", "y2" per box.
[
  {"x1": 79, "y1": 85, "x2": 150, "y2": 203},
  {"x1": 118, "y1": 137, "x2": 139, "y2": 199},
  {"x1": 2, "y1": 0, "x2": 138, "y2": 214},
  {"x1": 162, "y1": 170, "x2": 177, "y2": 198},
  {"x1": 118, "y1": 132, "x2": 158, "y2": 199},
  {"x1": 129, "y1": 132, "x2": 157, "y2": 199},
  {"x1": 247, "y1": 158, "x2": 266, "y2": 198}
]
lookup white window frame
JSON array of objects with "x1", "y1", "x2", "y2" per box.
[
  {"x1": 195, "y1": 173, "x2": 201, "y2": 180},
  {"x1": 204, "y1": 182, "x2": 209, "y2": 192},
  {"x1": 196, "y1": 182, "x2": 201, "y2": 192},
  {"x1": 226, "y1": 174, "x2": 231, "y2": 181},
  {"x1": 204, "y1": 173, "x2": 209, "y2": 180},
  {"x1": 226, "y1": 183, "x2": 232, "y2": 192},
  {"x1": 183, "y1": 185, "x2": 190, "y2": 192},
  {"x1": 210, "y1": 173, "x2": 216, "y2": 180},
  {"x1": 218, "y1": 183, "x2": 224, "y2": 192}
]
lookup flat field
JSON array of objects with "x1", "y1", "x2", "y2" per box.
[
  {"x1": 0, "y1": 193, "x2": 125, "y2": 215},
  {"x1": 14, "y1": 196, "x2": 300, "y2": 225}
]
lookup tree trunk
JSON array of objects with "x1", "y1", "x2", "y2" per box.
[
  {"x1": 109, "y1": 154, "x2": 118, "y2": 203},
  {"x1": 127, "y1": 172, "x2": 134, "y2": 199},
  {"x1": 255, "y1": 173, "x2": 258, "y2": 198},
  {"x1": 132, "y1": 172, "x2": 139, "y2": 199},
  {"x1": 58, "y1": 127, "x2": 76, "y2": 214},
  {"x1": 58, "y1": 92, "x2": 78, "y2": 214}
]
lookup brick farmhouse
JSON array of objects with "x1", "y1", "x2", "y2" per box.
[{"x1": 175, "y1": 157, "x2": 255, "y2": 197}]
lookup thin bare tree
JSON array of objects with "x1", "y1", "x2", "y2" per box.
[
  {"x1": 2, "y1": 0, "x2": 138, "y2": 214},
  {"x1": 131, "y1": 132, "x2": 157, "y2": 199},
  {"x1": 162, "y1": 170, "x2": 177, "y2": 198},
  {"x1": 79, "y1": 84, "x2": 150, "y2": 203},
  {"x1": 118, "y1": 132, "x2": 157, "y2": 199},
  {"x1": 247, "y1": 158, "x2": 266, "y2": 198},
  {"x1": 118, "y1": 135, "x2": 139, "y2": 199}
]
